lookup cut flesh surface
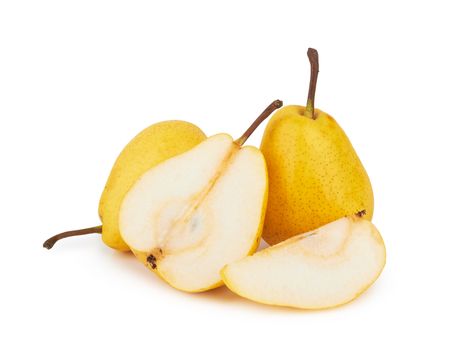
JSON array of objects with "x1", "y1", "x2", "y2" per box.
[
  {"x1": 119, "y1": 134, "x2": 267, "y2": 292},
  {"x1": 221, "y1": 216, "x2": 386, "y2": 309}
]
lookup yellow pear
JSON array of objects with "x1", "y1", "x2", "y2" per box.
[
  {"x1": 43, "y1": 120, "x2": 206, "y2": 251},
  {"x1": 260, "y1": 48, "x2": 373, "y2": 245},
  {"x1": 119, "y1": 100, "x2": 282, "y2": 292}
]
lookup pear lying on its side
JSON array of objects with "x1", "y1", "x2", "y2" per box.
[
  {"x1": 221, "y1": 214, "x2": 386, "y2": 309},
  {"x1": 43, "y1": 120, "x2": 206, "y2": 251}
]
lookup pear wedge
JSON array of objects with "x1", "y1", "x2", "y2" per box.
[
  {"x1": 221, "y1": 214, "x2": 386, "y2": 309},
  {"x1": 119, "y1": 100, "x2": 282, "y2": 292}
]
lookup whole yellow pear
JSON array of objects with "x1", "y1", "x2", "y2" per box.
[
  {"x1": 44, "y1": 120, "x2": 206, "y2": 251},
  {"x1": 260, "y1": 49, "x2": 373, "y2": 245}
]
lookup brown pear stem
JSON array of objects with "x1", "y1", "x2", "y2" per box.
[
  {"x1": 235, "y1": 99, "x2": 283, "y2": 145},
  {"x1": 43, "y1": 225, "x2": 102, "y2": 249},
  {"x1": 305, "y1": 48, "x2": 319, "y2": 120}
]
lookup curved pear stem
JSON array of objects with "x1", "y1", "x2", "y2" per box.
[
  {"x1": 43, "y1": 225, "x2": 102, "y2": 249},
  {"x1": 304, "y1": 48, "x2": 319, "y2": 120},
  {"x1": 236, "y1": 99, "x2": 283, "y2": 146}
]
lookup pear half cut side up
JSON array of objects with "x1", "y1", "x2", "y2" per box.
[{"x1": 119, "y1": 100, "x2": 283, "y2": 292}]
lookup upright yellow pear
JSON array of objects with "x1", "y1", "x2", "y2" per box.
[
  {"x1": 44, "y1": 120, "x2": 206, "y2": 251},
  {"x1": 260, "y1": 49, "x2": 373, "y2": 245}
]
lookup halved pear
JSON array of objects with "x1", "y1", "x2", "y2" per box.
[
  {"x1": 221, "y1": 215, "x2": 386, "y2": 309},
  {"x1": 119, "y1": 101, "x2": 282, "y2": 292}
]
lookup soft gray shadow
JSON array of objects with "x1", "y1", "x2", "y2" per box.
[
  {"x1": 96, "y1": 239, "x2": 387, "y2": 314},
  {"x1": 194, "y1": 272, "x2": 388, "y2": 314},
  {"x1": 187, "y1": 284, "x2": 337, "y2": 315}
]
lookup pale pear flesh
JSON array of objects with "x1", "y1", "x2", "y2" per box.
[
  {"x1": 119, "y1": 134, "x2": 267, "y2": 292},
  {"x1": 221, "y1": 215, "x2": 386, "y2": 309}
]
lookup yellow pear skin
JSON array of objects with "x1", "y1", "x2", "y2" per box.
[
  {"x1": 98, "y1": 120, "x2": 207, "y2": 250},
  {"x1": 261, "y1": 106, "x2": 373, "y2": 245}
]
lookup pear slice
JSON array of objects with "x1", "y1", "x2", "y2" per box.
[
  {"x1": 221, "y1": 215, "x2": 386, "y2": 309},
  {"x1": 119, "y1": 101, "x2": 282, "y2": 292}
]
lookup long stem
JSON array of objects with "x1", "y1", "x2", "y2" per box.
[
  {"x1": 235, "y1": 99, "x2": 283, "y2": 145},
  {"x1": 43, "y1": 225, "x2": 102, "y2": 249},
  {"x1": 304, "y1": 48, "x2": 319, "y2": 120}
]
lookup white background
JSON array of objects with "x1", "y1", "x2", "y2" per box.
[{"x1": 1, "y1": 1, "x2": 454, "y2": 349}]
